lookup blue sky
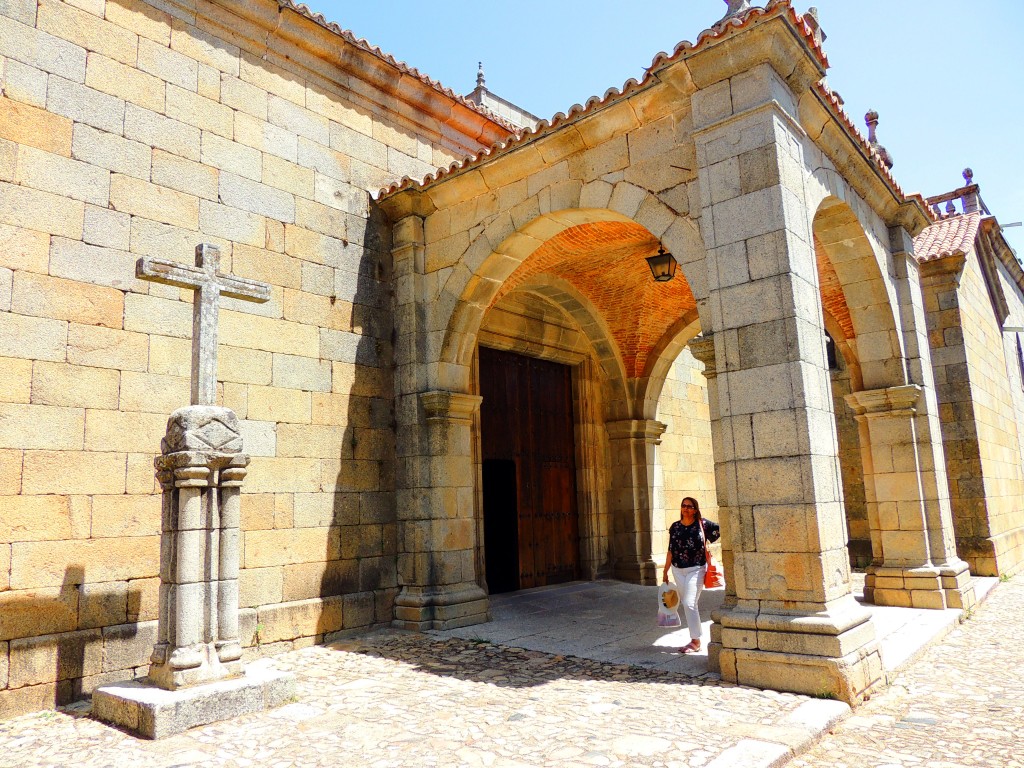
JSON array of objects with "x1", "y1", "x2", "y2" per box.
[{"x1": 313, "y1": 0, "x2": 1024, "y2": 252}]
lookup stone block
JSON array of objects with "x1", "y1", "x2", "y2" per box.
[
  {"x1": 137, "y1": 35, "x2": 195, "y2": 89},
  {"x1": 0, "y1": 95, "x2": 72, "y2": 156},
  {"x1": 71, "y1": 123, "x2": 150, "y2": 180},
  {"x1": 47, "y1": 75, "x2": 125, "y2": 134},
  {"x1": 84, "y1": 409, "x2": 168, "y2": 453},
  {"x1": 170, "y1": 22, "x2": 239, "y2": 75},
  {"x1": 21, "y1": 450, "x2": 126, "y2": 496},
  {"x1": 81, "y1": 207, "x2": 131, "y2": 252},
  {"x1": 166, "y1": 83, "x2": 233, "y2": 138},
  {"x1": 231, "y1": 243, "x2": 301, "y2": 289},
  {"x1": 0, "y1": 180, "x2": 84, "y2": 238},
  {"x1": 244, "y1": 526, "x2": 337, "y2": 570},
  {"x1": 124, "y1": 102, "x2": 200, "y2": 161},
  {"x1": 78, "y1": 580, "x2": 130, "y2": 628},
  {"x1": 10, "y1": 535, "x2": 159, "y2": 590},
  {"x1": 217, "y1": 344, "x2": 272, "y2": 385},
  {"x1": 67, "y1": 323, "x2": 148, "y2": 371},
  {"x1": 38, "y1": 1, "x2": 137, "y2": 65},
  {"x1": 0, "y1": 13, "x2": 86, "y2": 80},
  {"x1": 0, "y1": 307, "x2": 67, "y2": 362},
  {"x1": 0, "y1": 586, "x2": 79, "y2": 641},
  {"x1": 0, "y1": 355, "x2": 31, "y2": 402},
  {"x1": 0, "y1": 403, "x2": 85, "y2": 450},
  {"x1": 198, "y1": 199, "x2": 266, "y2": 247},
  {"x1": 276, "y1": 423, "x2": 345, "y2": 459},
  {"x1": 119, "y1": 370, "x2": 190, "y2": 414},
  {"x1": 151, "y1": 149, "x2": 219, "y2": 201},
  {"x1": 239, "y1": 566, "x2": 284, "y2": 608},
  {"x1": 0, "y1": 494, "x2": 72, "y2": 543},
  {"x1": 0, "y1": 682, "x2": 58, "y2": 717},
  {"x1": 91, "y1": 494, "x2": 159, "y2": 539},
  {"x1": 31, "y1": 361, "x2": 120, "y2": 409},
  {"x1": 0, "y1": 449, "x2": 21, "y2": 495},
  {"x1": 220, "y1": 311, "x2": 319, "y2": 357},
  {"x1": 12, "y1": 271, "x2": 123, "y2": 329},
  {"x1": 268, "y1": 95, "x2": 328, "y2": 145},
  {"x1": 296, "y1": 137, "x2": 350, "y2": 182},
  {"x1": 200, "y1": 132, "x2": 261, "y2": 182},
  {"x1": 262, "y1": 154, "x2": 314, "y2": 198},
  {"x1": 272, "y1": 353, "x2": 331, "y2": 392},
  {"x1": 8, "y1": 626, "x2": 102, "y2": 688},
  {"x1": 245, "y1": 385, "x2": 310, "y2": 424},
  {"x1": 105, "y1": 0, "x2": 172, "y2": 46},
  {"x1": 220, "y1": 75, "x2": 268, "y2": 119},
  {"x1": 110, "y1": 173, "x2": 200, "y2": 230},
  {"x1": 0, "y1": 222, "x2": 48, "y2": 273},
  {"x1": 123, "y1": 292, "x2": 191, "y2": 338},
  {"x1": 101, "y1": 620, "x2": 158, "y2": 672},
  {"x1": 257, "y1": 596, "x2": 343, "y2": 643},
  {"x1": 282, "y1": 289, "x2": 352, "y2": 331},
  {"x1": 235, "y1": 112, "x2": 297, "y2": 163},
  {"x1": 93, "y1": 662, "x2": 295, "y2": 739},
  {"x1": 85, "y1": 52, "x2": 165, "y2": 112}
]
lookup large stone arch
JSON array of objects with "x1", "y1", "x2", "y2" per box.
[{"x1": 438, "y1": 195, "x2": 707, "y2": 392}]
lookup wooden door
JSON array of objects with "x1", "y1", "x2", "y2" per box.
[{"x1": 479, "y1": 347, "x2": 580, "y2": 591}]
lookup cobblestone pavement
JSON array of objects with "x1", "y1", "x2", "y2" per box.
[
  {"x1": 0, "y1": 631, "x2": 844, "y2": 768},
  {"x1": 791, "y1": 575, "x2": 1024, "y2": 768}
]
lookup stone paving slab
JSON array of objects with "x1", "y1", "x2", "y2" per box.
[
  {"x1": 0, "y1": 576, "x2": 1005, "y2": 768},
  {"x1": 789, "y1": 575, "x2": 1024, "y2": 768}
]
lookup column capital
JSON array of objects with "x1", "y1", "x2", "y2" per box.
[
  {"x1": 845, "y1": 384, "x2": 921, "y2": 419},
  {"x1": 420, "y1": 390, "x2": 482, "y2": 424},
  {"x1": 687, "y1": 334, "x2": 717, "y2": 377},
  {"x1": 605, "y1": 418, "x2": 667, "y2": 443}
]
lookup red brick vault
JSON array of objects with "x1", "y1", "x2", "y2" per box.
[{"x1": 492, "y1": 220, "x2": 698, "y2": 378}]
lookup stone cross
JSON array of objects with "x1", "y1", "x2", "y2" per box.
[{"x1": 137, "y1": 244, "x2": 271, "y2": 405}]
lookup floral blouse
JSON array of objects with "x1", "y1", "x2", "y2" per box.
[{"x1": 667, "y1": 518, "x2": 721, "y2": 568}]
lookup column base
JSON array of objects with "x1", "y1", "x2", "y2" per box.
[
  {"x1": 612, "y1": 557, "x2": 658, "y2": 585},
  {"x1": 865, "y1": 561, "x2": 975, "y2": 610},
  {"x1": 393, "y1": 582, "x2": 490, "y2": 630},
  {"x1": 148, "y1": 641, "x2": 243, "y2": 690},
  {"x1": 714, "y1": 598, "x2": 882, "y2": 704},
  {"x1": 93, "y1": 661, "x2": 294, "y2": 739}
]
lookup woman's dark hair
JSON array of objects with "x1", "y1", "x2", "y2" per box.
[{"x1": 681, "y1": 497, "x2": 701, "y2": 517}]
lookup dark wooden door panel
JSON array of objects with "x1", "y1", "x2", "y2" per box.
[{"x1": 479, "y1": 347, "x2": 579, "y2": 591}]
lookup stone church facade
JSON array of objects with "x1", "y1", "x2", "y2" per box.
[{"x1": 1, "y1": 0, "x2": 1022, "y2": 714}]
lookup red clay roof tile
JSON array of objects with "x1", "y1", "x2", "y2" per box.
[{"x1": 913, "y1": 213, "x2": 982, "y2": 262}]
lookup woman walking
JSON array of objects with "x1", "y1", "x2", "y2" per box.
[{"x1": 661, "y1": 496, "x2": 720, "y2": 654}]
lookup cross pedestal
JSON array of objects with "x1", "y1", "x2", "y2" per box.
[{"x1": 94, "y1": 245, "x2": 293, "y2": 738}]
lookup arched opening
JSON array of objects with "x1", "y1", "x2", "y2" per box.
[
  {"x1": 462, "y1": 215, "x2": 706, "y2": 592},
  {"x1": 812, "y1": 197, "x2": 906, "y2": 577}
]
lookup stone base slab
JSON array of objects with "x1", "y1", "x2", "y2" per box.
[
  {"x1": 92, "y1": 661, "x2": 295, "y2": 739},
  {"x1": 865, "y1": 563, "x2": 976, "y2": 611},
  {"x1": 393, "y1": 583, "x2": 490, "y2": 630}
]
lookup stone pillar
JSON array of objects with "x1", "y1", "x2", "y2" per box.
[
  {"x1": 853, "y1": 231, "x2": 976, "y2": 610},
  {"x1": 846, "y1": 385, "x2": 971, "y2": 608},
  {"x1": 149, "y1": 406, "x2": 246, "y2": 689},
  {"x1": 693, "y1": 63, "x2": 881, "y2": 703},
  {"x1": 607, "y1": 418, "x2": 666, "y2": 584},
  {"x1": 393, "y1": 391, "x2": 489, "y2": 629}
]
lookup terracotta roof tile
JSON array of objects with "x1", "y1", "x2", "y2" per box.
[
  {"x1": 913, "y1": 213, "x2": 982, "y2": 262},
  {"x1": 379, "y1": 0, "x2": 825, "y2": 198},
  {"x1": 280, "y1": 1, "x2": 518, "y2": 133}
]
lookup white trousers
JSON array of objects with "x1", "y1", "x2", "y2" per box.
[{"x1": 671, "y1": 564, "x2": 706, "y2": 641}]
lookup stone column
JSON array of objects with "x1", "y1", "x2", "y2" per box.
[
  {"x1": 851, "y1": 231, "x2": 976, "y2": 610},
  {"x1": 693, "y1": 64, "x2": 881, "y2": 703},
  {"x1": 687, "y1": 334, "x2": 734, "y2": 673},
  {"x1": 606, "y1": 418, "x2": 666, "y2": 584},
  {"x1": 149, "y1": 406, "x2": 246, "y2": 690},
  {"x1": 393, "y1": 391, "x2": 489, "y2": 629}
]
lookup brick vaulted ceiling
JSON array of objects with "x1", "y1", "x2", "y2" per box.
[{"x1": 490, "y1": 221, "x2": 697, "y2": 378}]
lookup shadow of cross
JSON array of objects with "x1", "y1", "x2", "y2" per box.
[{"x1": 136, "y1": 244, "x2": 271, "y2": 405}]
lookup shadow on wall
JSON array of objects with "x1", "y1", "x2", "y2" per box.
[
  {"x1": 0, "y1": 566, "x2": 144, "y2": 716},
  {"x1": 318, "y1": 198, "x2": 399, "y2": 639}
]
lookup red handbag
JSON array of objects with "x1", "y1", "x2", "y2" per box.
[{"x1": 702, "y1": 521, "x2": 724, "y2": 588}]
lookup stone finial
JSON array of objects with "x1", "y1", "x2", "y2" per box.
[
  {"x1": 963, "y1": 168, "x2": 974, "y2": 185},
  {"x1": 719, "y1": 0, "x2": 753, "y2": 22},
  {"x1": 865, "y1": 110, "x2": 894, "y2": 170},
  {"x1": 805, "y1": 7, "x2": 827, "y2": 46},
  {"x1": 476, "y1": 61, "x2": 486, "y2": 91}
]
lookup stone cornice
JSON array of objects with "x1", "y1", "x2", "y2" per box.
[
  {"x1": 687, "y1": 335, "x2": 717, "y2": 377},
  {"x1": 178, "y1": 0, "x2": 512, "y2": 157},
  {"x1": 800, "y1": 87, "x2": 932, "y2": 236},
  {"x1": 421, "y1": 391, "x2": 483, "y2": 424},
  {"x1": 845, "y1": 384, "x2": 922, "y2": 418},
  {"x1": 605, "y1": 419, "x2": 668, "y2": 443}
]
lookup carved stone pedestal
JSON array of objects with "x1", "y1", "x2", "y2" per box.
[{"x1": 95, "y1": 406, "x2": 294, "y2": 738}]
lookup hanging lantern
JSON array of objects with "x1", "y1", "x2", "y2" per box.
[{"x1": 645, "y1": 246, "x2": 677, "y2": 282}]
